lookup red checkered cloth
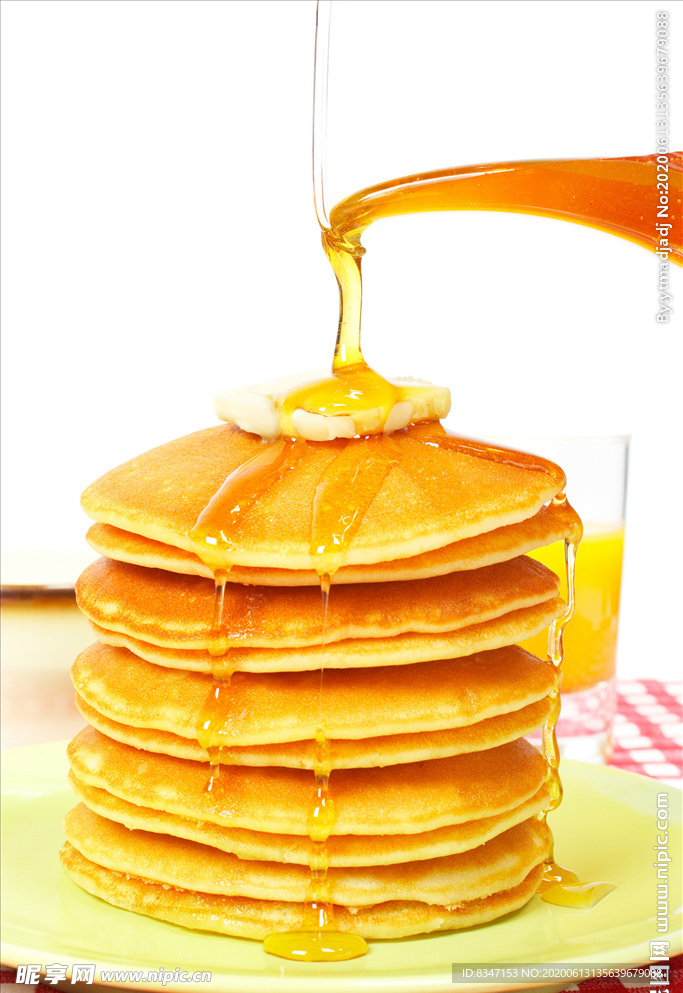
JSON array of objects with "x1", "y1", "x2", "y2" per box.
[
  {"x1": 2, "y1": 682, "x2": 681, "y2": 990},
  {"x1": 612, "y1": 680, "x2": 683, "y2": 784}
]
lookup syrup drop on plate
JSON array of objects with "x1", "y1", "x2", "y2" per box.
[
  {"x1": 541, "y1": 881, "x2": 617, "y2": 909},
  {"x1": 263, "y1": 930, "x2": 368, "y2": 962}
]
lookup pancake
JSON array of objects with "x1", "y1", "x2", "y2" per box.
[
  {"x1": 80, "y1": 424, "x2": 565, "y2": 570},
  {"x1": 64, "y1": 805, "x2": 550, "y2": 906},
  {"x1": 85, "y1": 499, "x2": 580, "y2": 584},
  {"x1": 68, "y1": 727, "x2": 547, "y2": 836},
  {"x1": 75, "y1": 693, "x2": 553, "y2": 767},
  {"x1": 60, "y1": 842, "x2": 545, "y2": 939},
  {"x1": 69, "y1": 773, "x2": 552, "y2": 866},
  {"x1": 72, "y1": 642, "x2": 558, "y2": 746},
  {"x1": 89, "y1": 597, "x2": 564, "y2": 673},
  {"x1": 76, "y1": 556, "x2": 560, "y2": 651}
]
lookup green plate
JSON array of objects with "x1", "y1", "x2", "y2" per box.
[{"x1": 1, "y1": 743, "x2": 681, "y2": 993}]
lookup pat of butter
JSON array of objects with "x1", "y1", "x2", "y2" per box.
[{"x1": 213, "y1": 370, "x2": 450, "y2": 441}]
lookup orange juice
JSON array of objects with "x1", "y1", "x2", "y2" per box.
[{"x1": 521, "y1": 528, "x2": 624, "y2": 694}]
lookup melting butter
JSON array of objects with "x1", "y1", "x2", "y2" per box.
[{"x1": 213, "y1": 367, "x2": 450, "y2": 441}]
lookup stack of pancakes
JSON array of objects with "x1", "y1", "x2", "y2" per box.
[{"x1": 62, "y1": 423, "x2": 577, "y2": 939}]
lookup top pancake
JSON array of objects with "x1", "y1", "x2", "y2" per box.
[
  {"x1": 81, "y1": 424, "x2": 566, "y2": 570},
  {"x1": 86, "y1": 500, "x2": 580, "y2": 586}
]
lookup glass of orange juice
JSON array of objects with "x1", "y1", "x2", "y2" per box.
[{"x1": 487, "y1": 436, "x2": 629, "y2": 764}]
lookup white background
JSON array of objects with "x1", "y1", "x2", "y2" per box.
[{"x1": 2, "y1": 0, "x2": 681, "y2": 678}]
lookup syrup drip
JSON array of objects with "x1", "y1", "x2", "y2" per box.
[
  {"x1": 190, "y1": 435, "x2": 311, "y2": 768},
  {"x1": 310, "y1": 436, "x2": 400, "y2": 577},
  {"x1": 191, "y1": 441, "x2": 309, "y2": 791},
  {"x1": 198, "y1": 570, "x2": 235, "y2": 791},
  {"x1": 264, "y1": 573, "x2": 368, "y2": 960},
  {"x1": 534, "y1": 501, "x2": 614, "y2": 910},
  {"x1": 197, "y1": 672, "x2": 241, "y2": 784},
  {"x1": 191, "y1": 438, "x2": 308, "y2": 575},
  {"x1": 534, "y1": 495, "x2": 578, "y2": 865}
]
